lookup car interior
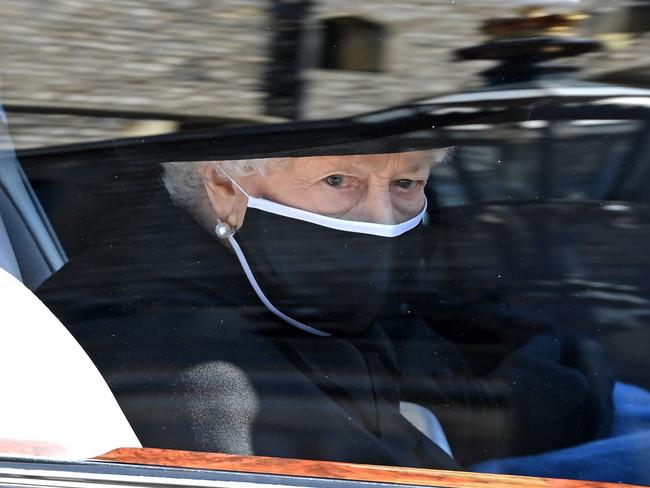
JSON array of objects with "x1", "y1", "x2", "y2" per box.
[
  {"x1": 1, "y1": 96, "x2": 650, "y2": 484},
  {"x1": 0, "y1": 116, "x2": 66, "y2": 290},
  {"x1": 0, "y1": 113, "x2": 140, "y2": 459}
]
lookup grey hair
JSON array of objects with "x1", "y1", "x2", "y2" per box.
[
  {"x1": 162, "y1": 148, "x2": 454, "y2": 212},
  {"x1": 161, "y1": 159, "x2": 287, "y2": 211}
]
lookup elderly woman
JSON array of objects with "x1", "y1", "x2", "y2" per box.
[
  {"x1": 37, "y1": 150, "x2": 612, "y2": 471},
  {"x1": 163, "y1": 152, "x2": 434, "y2": 336}
]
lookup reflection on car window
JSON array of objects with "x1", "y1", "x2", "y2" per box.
[
  {"x1": 430, "y1": 120, "x2": 647, "y2": 206},
  {"x1": 2, "y1": 1, "x2": 650, "y2": 487}
]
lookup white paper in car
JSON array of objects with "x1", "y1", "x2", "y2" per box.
[
  {"x1": 400, "y1": 401, "x2": 453, "y2": 458},
  {"x1": 0, "y1": 268, "x2": 141, "y2": 460}
]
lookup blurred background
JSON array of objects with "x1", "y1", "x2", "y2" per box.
[{"x1": 1, "y1": 0, "x2": 649, "y2": 149}]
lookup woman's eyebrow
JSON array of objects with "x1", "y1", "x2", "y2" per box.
[{"x1": 316, "y1": 156, "x2": 358, "y2": 174}]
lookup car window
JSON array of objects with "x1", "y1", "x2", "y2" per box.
[{"x1": 1, "y1": 1, "x2": 650, "y2": 487}]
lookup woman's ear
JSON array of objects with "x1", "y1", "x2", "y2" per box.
[{"x1": 199, "y1": 164, "x2": 248, "y2": 230}]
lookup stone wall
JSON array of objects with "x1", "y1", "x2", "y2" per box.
[{"x1": 1, "y1": 0, "x2": 648, "y2": 148}]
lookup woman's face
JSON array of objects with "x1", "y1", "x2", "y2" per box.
[{"x1": 241, "y1": 151, "x2": 434, "y2": 225}]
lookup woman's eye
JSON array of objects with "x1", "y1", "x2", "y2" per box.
[
  {"x1": 394, "y1": 179, "x2": 415, "y2": 189},
  {"x1": 324, "y1": 174, "x2": 345, "y2": 187}
]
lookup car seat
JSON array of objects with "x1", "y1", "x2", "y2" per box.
[{"x1": 0, "y1": 107, "x2": 66, "y2": 290}]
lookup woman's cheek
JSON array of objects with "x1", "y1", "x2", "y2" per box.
[
  {"x1": 311, "y1": 185, "x2": 360, "y2": 217},
  {"x1": 309, "y1": 190, "x2": 354, "y2": 217},
  {"x1": 392, "y1": 188, "x2": 426, "y2": 218}
]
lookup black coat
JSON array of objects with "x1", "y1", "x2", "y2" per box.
[{"x1": 37, "y1": 189, "x2": 613, "y2": 468}]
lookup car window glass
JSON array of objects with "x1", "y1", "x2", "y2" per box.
[{"x1": 1, "y1": 2, "x2": 650, "y2": 486}]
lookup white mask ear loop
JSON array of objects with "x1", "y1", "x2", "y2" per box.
[
  {"x1": 226, "y1": 234, "x2": 331, "y2": 337},
  {"x1": 221, "y1": 171, "x2": 252, "y2": 199},
  {"x1": 215, "y1": 172, "x2": 330, "y2": 336}
]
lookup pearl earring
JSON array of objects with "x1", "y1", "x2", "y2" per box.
[{"x1": 215, "y1": 220, "x2": 234, "y2": 239}]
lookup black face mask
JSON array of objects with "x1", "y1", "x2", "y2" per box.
[{"x1": 225, "y1": 199, "x2": 426, "y2": 337}]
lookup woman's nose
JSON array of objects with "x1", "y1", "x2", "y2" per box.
[{"x1": 360, "y1": 188, "x2": 397, "y2": 224}]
